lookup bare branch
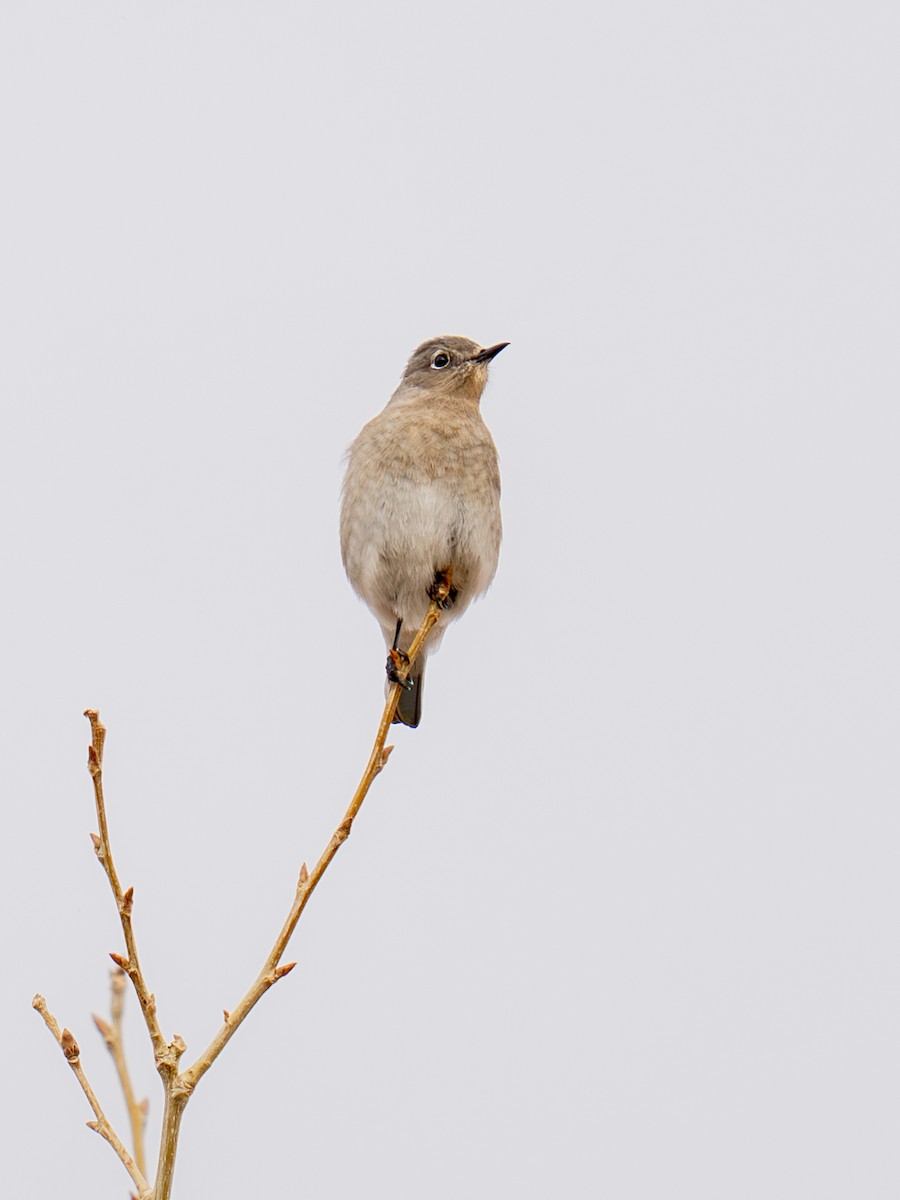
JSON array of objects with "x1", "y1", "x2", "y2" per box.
[
  {"x1": 93, "y1": 967, "x2": 148, "y2": 1176},
  {"x1": 83, "y1": 709, "x2": 169, "y2": 1068},
  {"x1": 33, "y1": 994, "x2": 151, "y2": 1199},
  {"x1": 180, "y1": 595, "x2": 445, "y2": 1092},
  {"x1": 40, "y1": 592, "x2": 446, "y2": 1200}
]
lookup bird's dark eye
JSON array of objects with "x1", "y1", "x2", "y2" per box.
[{"x1": 431, "y1": 352, "x2": 450, "y2": 370}]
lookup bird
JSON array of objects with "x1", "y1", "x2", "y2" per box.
[{"x1": 340, "y1": 335, "x2": 507, "y2": 727}]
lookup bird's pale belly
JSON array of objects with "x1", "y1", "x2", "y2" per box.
[{"x1": 350, "y1": 476, "x2": 495, "y2": 637}]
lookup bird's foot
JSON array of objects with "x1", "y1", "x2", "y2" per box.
[
  {"x1": 386, "y1": 648, "x2": 415, "y2": 690},
  {"x1": 429, "y1": 567, "x2": 457, "y2": 609}
]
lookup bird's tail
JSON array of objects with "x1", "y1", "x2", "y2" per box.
[{"x1": 393, "y1": 660, "x2": 425, "y2": 728}]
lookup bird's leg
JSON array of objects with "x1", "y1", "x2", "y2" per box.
[
  {"x1": 429, "y1": 566, "x2": 457, "y2": 609},
  {"x1": 386, "y1": 619, "x2": 414, "y2": 689}
]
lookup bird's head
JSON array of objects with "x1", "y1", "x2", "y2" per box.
[{"x1": 400, "y1": 336, "x2": 509, "y2": 403}]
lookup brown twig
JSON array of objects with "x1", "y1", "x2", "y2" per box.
[
  {"x1": 84, "y1": 709, "x2": 169, "y2": 1069},
  {"x1": 181, "y1": 591, "x2": 446, "y2": 1091},
  {"x1": 32, "y1": 994, "x2": 151, "y2": 1200},
  {"x1": 93, "y1": 968, "x2": 148, "y2": 1176}
]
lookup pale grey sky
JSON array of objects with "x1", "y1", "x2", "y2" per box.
[{"x1": 3, "y1": 2, "x2": 899, "y2": 1197}]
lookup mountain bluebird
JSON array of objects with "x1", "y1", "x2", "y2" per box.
[{"x1": 340, "y1": 335, "x2": 507, "y2": 726}]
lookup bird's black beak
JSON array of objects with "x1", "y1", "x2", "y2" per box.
[{"x1": 472, "y1": 342, "x2": 510, "y2": 364}]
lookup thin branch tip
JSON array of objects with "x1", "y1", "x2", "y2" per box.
[
  {"x1": 83, "y1": 707, "x2": 106, "y2": 740},
  {"x1": 84, "y1": 709, "x2": 106, "y2": 772}
]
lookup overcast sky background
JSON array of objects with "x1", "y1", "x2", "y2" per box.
[{"x1": 2, "y1": 2, "x2": 898, "y2": 1197}]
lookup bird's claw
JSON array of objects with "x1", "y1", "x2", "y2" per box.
[
  {"x1": 429, "y1": 568, "x2": 457, "y2": 609},
  {"x1": 386, "y1": 648, "x2": 414, "y2": 689}
]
